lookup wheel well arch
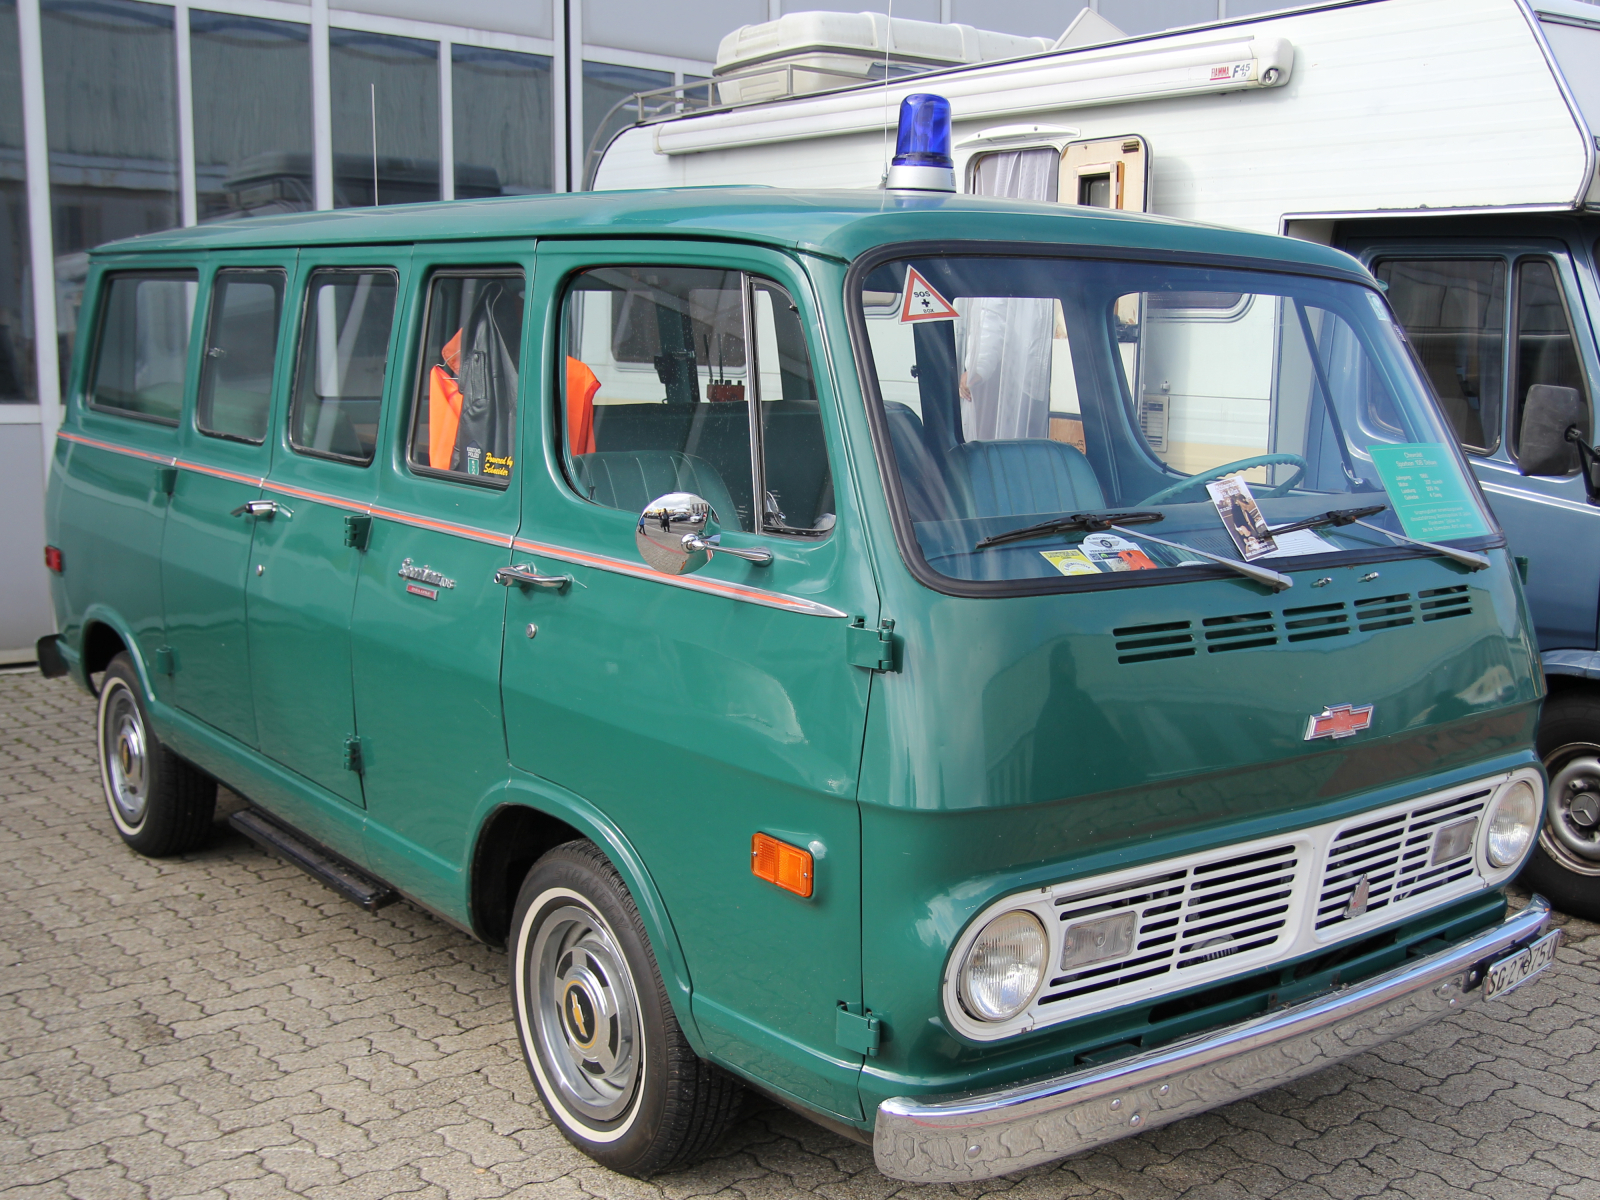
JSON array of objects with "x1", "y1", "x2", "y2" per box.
[
  {"x1": 470, "y1": 803, "x2": 586, "y2": 947},
  {"x1": 81, "y1": 620, "x2": 128, "y2": 682}
]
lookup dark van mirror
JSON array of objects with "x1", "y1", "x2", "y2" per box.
[{"x1": 1518, "y1": 384, "x2": 1585, "y2": 477}]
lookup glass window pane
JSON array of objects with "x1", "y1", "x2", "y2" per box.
[
  {"x1": 289, "y1": 270, "x2": 397, "y2": 464},
  {"x1": 971, "y1": 148, "x2": 1060, "y2": 202},
  {"x1": 42, "y1": 0, "x2": 179, "y2": 379},
  {"x1": 562, "y1": 266, "x2": 754, "y2": 530},
  {"x1": 451, "y1": 47, "x2": 552, "y2": 198},
  {"x1": 198, "y1": 269, "x2": 285, "y2": 443},
  {"x1": 191, "y1": 14, "x2": 313, "y2": 222},
  {"x1": 90, "y1": 271, "x2": 197, "y2": 423},
  {"x1": 581, "y1": 61, "x2": 671, "y2": 185},
  {"x1": 410, "y1": 272, "x2": 524, "y2": 484},
  {"x1": 330, "y1": 31, "x2": 439, "y2": 208},
  {"x1": 1514, "y1": 258, "x2": 1589, "y2": 451},
  {"x1": 0, "y1": 0, "x2": 33, "y2": 403},
  {"x1": 1372, "y1": 259, "x2": 1505, "y2": 453},
  {"x1": 753, "y1": 280, "x2": 833, "y2": 534}
]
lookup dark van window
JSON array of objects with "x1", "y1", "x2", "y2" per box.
[
  {"x1": 1513, "y1": 258, "x2": 1590, "y2": 452},
  {"x1": 197, "y1": 269, "x2": 285, "y2": 444},
  {"x1": 562, "y1": 266, "x2": 756, "y2": 531},
  {"x1": 288, "y1": 269, "x2": 398, "y2": 465},
  {"x1": 89, "y1": 271, "x2": 198, "y2": 424},
  {"x1": 409, "y1": 271, "x2": 524, "y2": 484},
  {"x1": 1374, "y1": 258, "x2": 1505, "y2": 454}
]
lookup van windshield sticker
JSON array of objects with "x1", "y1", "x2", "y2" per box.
[
  {"x1": 1040, "y1": 549, "x2": 1099, "y2": 576},
  {"x1": 1368, "y1": 443, "x2": 1491, "y2": 542},
  {"x1": 899, "y1": 268, "x2": 959, "y2": 324}
]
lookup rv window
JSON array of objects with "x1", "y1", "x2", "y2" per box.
[
  {"x1": 970, "y1": 148, "x2": 1060, "y2": 202},
  {"x1": 288, "y1": 269, "x2": 398, "y2": 466},
  {"x1": 197, "y1": 269, "x2": 285, "y2": 444},
  {"x1": 408, "y1": 270, "x2": 525, "y2": 485},
  {"x1": 89, "y1": 271, "x2": 198, "y2": 425},
  {"x1": 1373, "y1": 259, "x2": 1504, "y2": 455},
  {"x1": 1512, "y1": 258, "x2": 1589, "y2": 455},
  {"x1": 561, "y1": 266, "x2": 755, "y2": 530}
]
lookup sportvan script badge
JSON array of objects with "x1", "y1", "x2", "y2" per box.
[
  {"x1": 1305, "y1": 703, "x2": 1374, "y2": 741},
  {"x1": 397, "y1": 558, "x2": 456, "y2": 590}
]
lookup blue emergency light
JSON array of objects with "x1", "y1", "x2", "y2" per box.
[{"x1": 885, "y1": 93, "x2": 956, "y2": 193}]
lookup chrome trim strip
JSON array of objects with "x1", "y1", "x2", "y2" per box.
[
  {"x1": 876, "y1": 896, "x2": 1555, "y2": 1183},
  {"x1": 56, "y1": 430, "x2": 846, "y2": 618}
]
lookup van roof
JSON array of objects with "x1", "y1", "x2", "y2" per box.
[{"x1": 96, "y1": 186, "x2": 1370, "y2": 279}]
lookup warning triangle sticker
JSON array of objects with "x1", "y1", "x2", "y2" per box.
[{"x1": 899, "y1": 267, "x2": 960, "y2": 324}]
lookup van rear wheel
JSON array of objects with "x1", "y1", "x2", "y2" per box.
[
  {"x1": 1520, "y1": 690, "x2": 1600, "y2": 920},
  {"x1": 97, "y1": 653, "x2": 216, "y2": 857},
  {"x1": 509, "y1": 840, "x2": 743, "y2": 1176}
]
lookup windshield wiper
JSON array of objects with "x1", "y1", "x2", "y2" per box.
[
  {"x1": 1267, "y1": 504, "x2": 1388, "y2": 536},
  {"x1": 1110, "y1": 524, "x2": 1293, "y2": 592},
  {"x1": 974, "y1": 510, "x2": 1163, "y2": 551}
]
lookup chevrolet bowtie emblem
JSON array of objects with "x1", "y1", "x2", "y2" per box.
[
  {"x1": 1345, "y1": 873, "x2": 1371, "y2": 919},
  {"x1": 1305, "y1": 703, "x2": 1375, "y2": 741}
]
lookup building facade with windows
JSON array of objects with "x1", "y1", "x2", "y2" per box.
[{"x1": 0, "y1": 0, "x2": 1299, "y2": 656}]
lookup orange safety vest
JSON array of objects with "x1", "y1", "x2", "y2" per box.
[
  {"x1": 567, "y1": 357, "x2": 599, "y2": 457},
  {"x1": 428, "y1": 330, "x2": 464, "y2": 469}
]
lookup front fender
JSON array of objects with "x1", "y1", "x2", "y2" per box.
[{"x1": 472, "y1": 769, "x2": 705, "y2": 1055}]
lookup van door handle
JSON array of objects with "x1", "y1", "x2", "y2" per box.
[
  {"x1": 496, "y1": 564, "x2": 573, "y2": 591},
  {"x1": 231, "y1": 500, "x2": 288, "y2": 519}
]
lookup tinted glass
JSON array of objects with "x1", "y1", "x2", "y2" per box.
[
  {"x1": 582, "y1": 61, "x2": 671, "y2": 183},
  {"x1": 452, "y1": 47, "x2": 552, "y2": 198},
  {"x1": 197, "y1": 269, "x2": 285, "y2": 443},
  {"x1": 753, "y1": 281, "x2": 833, "y2": 534},
  {"x1": 330, "y1": 30, "x2": 439, "y2": 207},
  {"x1": 859, "y1": 256, "x2": 1495, "y2": 587},
  {"x1": 1376, "y1": 259, "x2": 1504, "y2": 453},
  {"x1": 0, "y1": 0, "x2": 33, "y2": 402},
  {"x1": 191, "y1": 13, "x2": 313, "y2": 221},
  {"x1": 1514, "y1": 258, "x2": 1589, "y2": 450},
  {"x1": 289, "y1": 270, "x2": 397, "y2": 464},
  {"x1": 411, "y1": 272, "x2": 524, "y2": 484},
  {"x1": 89, "y1": 272, "x2": 195, "y2": 422},
  {"x1": 562, "y1": 267, "x2": 753, "y2": 531}
]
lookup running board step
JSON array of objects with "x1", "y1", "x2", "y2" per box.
[{"x1": 229, "y1": 809, "x2": 398, "y2": 911}]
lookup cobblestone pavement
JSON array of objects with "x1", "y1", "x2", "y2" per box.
[{"x1": 3, "y1": 670, "x2": 1598, "y2": 1200}]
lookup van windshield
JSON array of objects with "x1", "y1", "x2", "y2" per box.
[{"x1": 856, "y1": 255, "x2": 1498, "y2": 588}]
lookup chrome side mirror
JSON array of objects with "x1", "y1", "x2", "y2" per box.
[{"x1": 636, "y1": 492, "x2": 773, "y2": 575}]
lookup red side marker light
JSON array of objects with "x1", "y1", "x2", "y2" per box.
[
  {"x1": 44, "y1": 545, "x2": 63, "y2": 574},
  {"x1": 751, "y1": 832, "x2": 813, "y2": 898}
]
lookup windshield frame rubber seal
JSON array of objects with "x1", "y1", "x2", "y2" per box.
[{"x1": 842, "y1": 239, "x2": 1506, "y2": 600}]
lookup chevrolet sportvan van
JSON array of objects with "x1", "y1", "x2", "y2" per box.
[{"x1": 40, "y1": 177, "x2": 1559, "y2": 1181}]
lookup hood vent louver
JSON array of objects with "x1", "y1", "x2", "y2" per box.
[
  {"x1": 1283, "y1": 601, "x2": 1350, "y2": 642},
  {"x1": 1114, "y1": 620, "x2": 1194, "y2": 664},
  {"x1": 1419, "y1": 585, "x2": 1472, "y2": 621},
  {"x1": 1355, "y1": 593, "x2": 1414, "y2": 631},
  {"x1": 1203, "y1": 611, "x2": 1277, "y2": 652}
]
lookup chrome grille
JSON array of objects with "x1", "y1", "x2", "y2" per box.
[
  {"x1": 1039, "y1": 844, "x2": 1301, "y2": 1009},
  {"x1": 1314, "y1": 788, "x2": 1492, "y2": 930}
]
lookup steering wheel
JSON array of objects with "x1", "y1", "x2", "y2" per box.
[{"x1": 1139, "y1": 453, "x2": 1309, "y2": 506}]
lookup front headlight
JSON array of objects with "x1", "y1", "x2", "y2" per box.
[
  {"x1": 1486, "y1": 778, "x2": 1540, "y2": 869},
  {"x1": 958, "y1": 909, "x2": 1047, "y2": 1022}
]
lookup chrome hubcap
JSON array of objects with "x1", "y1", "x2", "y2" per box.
[
  {"x1": 102, "y1": 685, "x2": 148, "y2": 827},
  {"x1": 1542, "y1": 743, "x2": 1600, "y2": 873},
  {"x1": 529, "y1": 904, "x2": 640, "y2": 1123}
]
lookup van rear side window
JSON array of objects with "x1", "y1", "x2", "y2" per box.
[
  {"x1": 197, "y1": 269, "x2": 286, "y2": 444},
  {"x1": 289, "y1": 269, "x2": 398, "y2": 465},
  {"x1": 89, "y1": 271, "x2": 198, "y2": 424}
]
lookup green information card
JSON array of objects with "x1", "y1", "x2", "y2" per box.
[{"x1": 1368, "y1": 443, "x2": 1490, "y2": 541}]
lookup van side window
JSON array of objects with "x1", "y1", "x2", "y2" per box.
[
  {"x1": 197, "y1": 269, "x2": 285, "y2": 444},
  {"x1": 561, "y1": 267, "x2": 756, "y2": 530},
  {"x1": 288, "y1": 269, "x2": 398, "y2": 465},
  {"x1": 1373, "y1": 259, "x2": 1505, "y2": 454},
  {"x1": 752, "y1": 280, "x2": 834, "y2": 533},
  {"x1": 89, "y1": 271, "x2": 198, "y2": 424},
  {"x1": 1513, "y1": 258, "x2": 1589, "y2": 452},
  {"x1": 409, "y1": 271, "x2": 525, "y2": 484}
]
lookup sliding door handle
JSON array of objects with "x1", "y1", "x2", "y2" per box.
[
  {"x1": 496, "y1": 564, "x2": 573, "y2": 591},
  {"x1": 231, "y1": 500, "x2": 288, "y2": 519}
]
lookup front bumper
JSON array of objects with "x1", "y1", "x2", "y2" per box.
[{"x1": 875, "y1": 896, "x2": 1555, "y2": 1183}]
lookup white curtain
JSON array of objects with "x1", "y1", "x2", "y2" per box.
[{"x1": 961, "y1": 149, "x2": 1058, "y2": 441}]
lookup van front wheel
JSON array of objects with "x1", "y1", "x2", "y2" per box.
[
  {"x1": 1520, "y1": 690, "x2": 1600, "y2": 920},
  {"x1": 97, "y1": 653, "x2": 216, "y2": 856},
  {"x1": 509, "y1": 840, "x2": 743, "y2": 1176}
]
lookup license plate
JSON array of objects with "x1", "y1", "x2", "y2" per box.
[{"x1": 1484, "y1": 929, "x2": 1562, "y2": 1000}]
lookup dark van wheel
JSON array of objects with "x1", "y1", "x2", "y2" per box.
[
  {"x1": 97, "y1": 653, "x2": 216, "y2": 857},
  {"x1": 509, "y1": 840, "x2": 743, "y2": 1176},
  {"x1": 1520, "y1": 690, "x2": 1600, "y2": 920}
]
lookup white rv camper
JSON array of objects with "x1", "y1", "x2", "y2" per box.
[{"x1": 591, "y1": 0, "x2": 1600, "y2": 917}]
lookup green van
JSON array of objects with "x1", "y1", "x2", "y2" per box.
[{"x1": 41, "y1": 185, "x2": 1560, "y2": 1182}]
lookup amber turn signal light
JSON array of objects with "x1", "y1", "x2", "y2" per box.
[
  {"x1": 43, "y1": 545, "x2": 63, "y2": 574},
  {"x1": 751, "y1": 832, "x2": 813, "y2": 898}
]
